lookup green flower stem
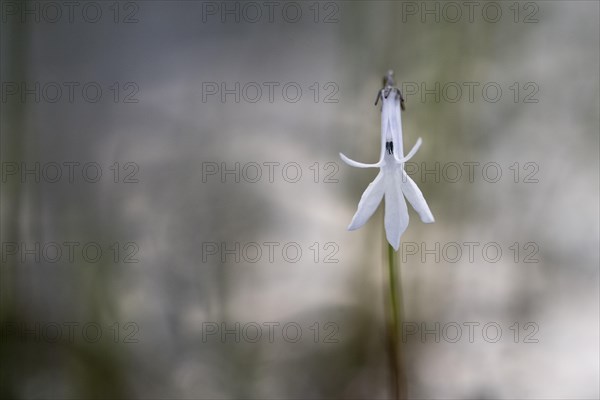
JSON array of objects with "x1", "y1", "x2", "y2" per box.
[{"x1": 387, "y1": 243, "x2": 407, "y2": 399}]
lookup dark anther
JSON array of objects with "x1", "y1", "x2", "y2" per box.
[
  {"x1": 386, "y1": 141, "x2": 394, "y2": 155},
  {"x1": 383, "y1": 87, "x2": 392, "y2": 99},
  {"x1": 376, "y1": 71, "x2": 406, "y2": 111}
]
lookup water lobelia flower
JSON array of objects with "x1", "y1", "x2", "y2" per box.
[{"x1": 340, "y1": 72, "x2": 434, "y2": 250}]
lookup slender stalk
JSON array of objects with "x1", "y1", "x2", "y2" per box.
[{"x1": 386, "y1": 243, "x2": 407, "y2": 399}]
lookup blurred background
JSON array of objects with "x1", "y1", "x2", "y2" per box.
[{"x1": 1, "y1": 0, "x2": 598, "y2": 398}]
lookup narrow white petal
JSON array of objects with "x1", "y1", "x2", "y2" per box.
[
  {"x1": 339, "y1": 153, "x2": 381, "y2": 168},
  {"x1": 392, "y1": 93, "x2": 404, "y2": 156},
  {"x1": 379, "y1": 92, "x2": 388, "y2": 161},
  {"x1": 401, "y1": 170, "x2": 435, "y2": 223},
  {"x1": 384, "y1": 171, "x2": 409, "y2": 251},
  {"x1": 348, "y1": 171, "x2": 385, "y2": 230},
  {"x1": 379, "y1": 120, "x2": 388, "y2": 161},
  {"x1": 394, "y1": 137, "x2": 422, "y2": 163}
]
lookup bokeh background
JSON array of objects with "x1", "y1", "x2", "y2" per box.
[{"x1": 1, "y1": 1, "x2": 599, "y2": 399}]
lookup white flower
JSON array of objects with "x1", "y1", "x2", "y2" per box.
[{"x1": 340, "y1": 85, "x2": 434, "y2": 250}]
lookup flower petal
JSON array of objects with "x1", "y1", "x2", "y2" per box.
[
  {"x1": 339, "y1": 153, "x2": 382, "y2": 168},
  {"x1": 392, "y1": 105, "x2": 404, "y2": 156},
  {"x1": 384, "y1": 170, "x2": 409, "y2": 251},
  {"x1": 394, "y1": 137, "x2": 422, "y2": 164},
  {"x1": 348, "y1": 171, "x2": 385, "y2": 230},
  {"x1": 401, "y1": 170, "x2": 435, "y2": 223}
]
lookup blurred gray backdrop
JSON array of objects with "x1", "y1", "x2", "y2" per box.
[{"x1": 1, "y1": 1, "x2": 599, "y2": 399}]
